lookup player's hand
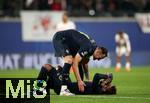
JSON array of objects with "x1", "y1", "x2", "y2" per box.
[{"x1": 78, "y1": 80, "x2": 86, "y2": 92}]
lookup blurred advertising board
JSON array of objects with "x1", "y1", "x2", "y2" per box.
[
  {"x1": 135, "y1": 13, "x2": 150, "y2": 33},
  {"x1": 0, "y1": 53, "x2": 111, "y2": 69},
  {"x1": 21, "y1": 11, "x2": 63, "y2": 42},
  {"x1": 0, "y1": 53, "x2": 61, "y2": 70}
]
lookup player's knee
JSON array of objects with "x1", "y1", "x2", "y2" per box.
[
  {"x1": 66, "y1": 59, "x2": 73, "y2": 64},
  {"x1": 94, "y1": 73, "x2": 100, "y2": 77},
  {"x1": 64, "y1": 56, "x2": 73, "y2": 64},
  {"x1": 43, "y1": 64, "x2": 53, "y2": 71},
  {"x1": 94, "y1": 73, "x2": 100, "y2": 79}
]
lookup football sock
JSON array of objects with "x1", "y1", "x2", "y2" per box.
[
  {"x1": 116, "y1": 62, "x2": 121, "y2": 69},
  {"x1": 37, "y1": 66, "x2": 48, "y2": 81},
  {"x1": 37, "y1": 67, "x2": 50, "y2": 95},
  {"x1": 126, "y1": 62, "x2": 131, "y2": 69},
  {"x1": 62, "y1": 63, "x2": 71, "y2": 85}
]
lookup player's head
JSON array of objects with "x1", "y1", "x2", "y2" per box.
[
  {"x1": 101, "y1": 81, "x2": 117, "y2": 94},
  {"x1": 118, "y1": 31, "x2": 124, "y2": 38},
  {"x1": 93, "y1": 46, "x2": 108, "y2": 60},
  {"x1": 104, "y1": 85, "x2": 117, "y2": 94},
  {"x1": 62, "y1": 12, "x2": 69, "y2": 23}
]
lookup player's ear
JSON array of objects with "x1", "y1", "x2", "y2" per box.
[{"x1": 100, "y1": 47, "x2": 108, "y2": 57}]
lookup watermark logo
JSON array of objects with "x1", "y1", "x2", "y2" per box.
[{"x1": 0, "y1": 78, "x2": 50, "y2": 103}]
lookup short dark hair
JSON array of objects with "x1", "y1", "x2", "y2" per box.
[
  {"x1": 105, "y1": 85, "x2": 117, "y2": 95},
  {"x1": 99, "y1": 46, "x2": 108, "y2": 57}
]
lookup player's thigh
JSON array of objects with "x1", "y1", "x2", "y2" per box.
[
  {"x1": 116, "y1": 47, "x2": 126, "y2": 56},
  {"x1": 53, "y1": 38, "x2": 72, "y2": 57}
]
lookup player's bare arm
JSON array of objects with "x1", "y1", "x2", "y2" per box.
[
  {"x1": 83, "y1": 64, "x2": 89, "y2": 80},
  {"x1": 116, "y1": 42, "x2": 120, "y2": 47},
  {"x1": 73, "y1": 53, "x2": 86, "y2": 92},
  {"x1": 81, "y1": 58, "x2": 90, "y2": 80}
]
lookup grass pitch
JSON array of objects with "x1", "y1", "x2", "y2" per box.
[{"x1": 0, "y1": 66, "x2": 150, "y2": 103}]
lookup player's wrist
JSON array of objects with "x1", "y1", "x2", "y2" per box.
[
  {"x1": 76, "y1": 76, "x2": 82, "y2": 82},
  {"x1": 77, "y1": 80, "x2": 83, "y2": 83}
]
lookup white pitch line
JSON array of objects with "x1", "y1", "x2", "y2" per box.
[{"x1": 69, "y1": 95, "x2": 150, "y2": 100}]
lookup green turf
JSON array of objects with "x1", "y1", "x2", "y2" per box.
[{"x1": 0, "y1": 66, "x2": 150, "y2": 103}]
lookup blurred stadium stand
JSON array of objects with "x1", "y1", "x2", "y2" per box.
[{"x1": 0, "y1": 0, "x2": 150, "y2": 18}]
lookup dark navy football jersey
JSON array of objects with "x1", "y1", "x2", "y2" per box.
[{"x1": 56, "y1": 29, "x2": 97, "y2": 57}]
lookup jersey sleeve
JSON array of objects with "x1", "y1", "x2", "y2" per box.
[
  {"x1": 124, "y1": 33, "x2": 131, "y2": 51},
  {"x1": 70, "y1": 21, "x2": 76, "y2": 29},
  {"x1": 124, "y1": 33, "x2": 129, "y2": 41},
  {"x1": 115, "y1": 34, "x2": 120, "y2": 42}
]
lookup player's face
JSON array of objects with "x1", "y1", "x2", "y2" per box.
[{"x1": 93, "y1": 48, "x2": 106, "y2": 60}]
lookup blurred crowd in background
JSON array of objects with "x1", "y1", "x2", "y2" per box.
[{"x1": 0, "y1": 0, "x2": 150, "y2": 18}]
